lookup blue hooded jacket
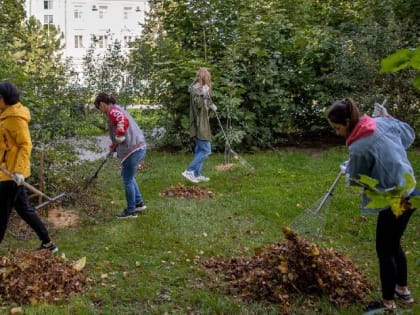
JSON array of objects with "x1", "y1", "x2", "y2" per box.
[{"x1": 345, "y1": 115, "x2": 416, "y2": 214}]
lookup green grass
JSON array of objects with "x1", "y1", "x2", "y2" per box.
[{"x1": 1, "y1": 147, "x2": 419, "y2": 314}]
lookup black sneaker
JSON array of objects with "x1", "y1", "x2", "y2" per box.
[
  {"x1": 134, "y1": 201, "x2": 147, "y2": 212},
  {"x1": 363, "y1": 300, "x2": 396, "y2": 315},
  {"x1": 36, "y1": 242, "x2": 58, "y2": 253},
  {"x1": 116, "y1": 209, "x2": 138, "y2": 219}
]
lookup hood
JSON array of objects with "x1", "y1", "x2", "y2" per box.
[
  {"x1": 346, "y1": 114, "x2": 376, "y2": 146},
  {"x1": 0, "y1": 102, "x2": 31, "y2": 123}
]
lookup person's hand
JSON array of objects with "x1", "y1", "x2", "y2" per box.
[
  {"x1": 13, "y1": 173, "x2": 25, "y2": 186},
  {"x1": 208, "y1": 103, "x2": 217, "y2": 112},
  {"x1": 115, "y1": 135, "x2": 126, "y2": 143},
  {"x1": 202, "y1": 84, "x2": 210, "y2": 96},
  {"x1": 106, "y1": 150, "x2": 114, "y2": 159},
  {"x1": 372, "y1": 103, "x2": 389, "y2": 117},
  {"x1": 340, "y1": 160, "x2": 349, "y2": 175}
]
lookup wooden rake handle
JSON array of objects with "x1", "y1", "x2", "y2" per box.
[{"x1": 0, "y1": 165, "x2": 53, "y2": 200}]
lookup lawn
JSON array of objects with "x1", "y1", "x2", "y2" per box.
[{"x1": 1, "y1": 147, "x2": 419, "y2": 315}]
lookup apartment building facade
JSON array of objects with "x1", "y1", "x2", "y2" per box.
[{"x1": 24, "y1": 0, "x2": 149, "y2": 74}]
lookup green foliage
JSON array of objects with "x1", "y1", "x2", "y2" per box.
[
  {"x1": 129, "y1": 0, "x2": 420, "y2": 150},
  {"x1": 82, "y1": 36, "x2": 137, "y2": 105},
  {"x1": 354, "y1": 173, "x2": 420, "y2": 217},
  {"x1": 381, "y1": 47, "x2": 420, "y2": 89}
]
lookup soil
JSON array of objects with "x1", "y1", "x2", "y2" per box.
[{"x1": 46, "y1": 206, "x2": 79, "y2": 228}]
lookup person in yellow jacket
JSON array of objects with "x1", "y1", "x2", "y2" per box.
[{"x1": 0, "y1": 81, "x2": 57, "y2": 252}]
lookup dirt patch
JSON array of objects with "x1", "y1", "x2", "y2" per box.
[
  {"x1": 160, "y1": 183, "x2": 215, "y2": 199},
  {"x1": 214, "y1": 163, "x2": 237, "y2": 172},
  {"x1": 46, "y1": 206, "x2": 79, "y2": 229},
  {"x1": 7, "y1": 206, "x2": 79, "y2": 240}
]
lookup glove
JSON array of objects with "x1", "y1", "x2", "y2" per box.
[
  {"x1": 202, "y1": 84, "x2": 210, "y2": 96},
  {"x1": 372, "y1": 103, "x2": 389, "y2": 117},
  {"x1": 340, "y1": 160, "x2": 349, "y2": 175},
  {"x1": 115, "y1": 135, "x2": 126, "y2": 143},
  {"x1": 13, "y1": 173, "x2": 25, "y2": 186},
  {"x1": 208, "y1": 102, "x2": 217, "y2": 112}
]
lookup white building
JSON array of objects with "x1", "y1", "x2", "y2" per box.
[{"x1": 24, "y1": 0, "x2": 149, "y2": 74}]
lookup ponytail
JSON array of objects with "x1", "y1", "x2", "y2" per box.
[{"x1": 326, "y1": 97, "x2": 360, "y2": 132}]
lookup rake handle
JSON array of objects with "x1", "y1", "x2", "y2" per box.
[
  {"x1": 0, "y1": 166, "x2": 53, "y2": 200},
  {"x1": 314, "y1": 171, "x2": 343, "y2": 214},
  {"x1": 214, "y1": 111, "x2": 232, "y2": 149}
]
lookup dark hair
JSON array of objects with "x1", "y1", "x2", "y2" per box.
[
  {"x1": 94, "y1": 92, "x2": 116, "y2": 108},
  {"x1": 326, "y1": 97, "x2": 360, "y2": 132},
  {"x1": 0, "y1": 81, "x2": 20, "y2": 105}
]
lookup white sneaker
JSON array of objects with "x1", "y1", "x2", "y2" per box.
[
  {"x1": 196, "y1": 175, "x2": 210, "y2": 182},
  {"x1": 182, "y1": 170, "x2": 199, "y2": 183}
]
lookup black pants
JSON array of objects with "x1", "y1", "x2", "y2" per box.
[
  {"x1": 0, "y1": 181, "x2": 50, "y2": 244},
  {"x1": 376, "y1": 189, "x2": 419, "y2": 300}
]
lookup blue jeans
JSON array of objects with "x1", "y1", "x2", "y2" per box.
[
  {"x1": 121, "y1": 148, "x2": 146, "y2": 211},
  {"x1": 187, "y1": 138, "x2": 211, "y2": 176}
]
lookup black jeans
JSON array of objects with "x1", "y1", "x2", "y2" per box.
[
  {"x1": 0, "y1": 181, "x2": 51, "y2": 244},
  {"x1": 376, "y1": 189, "x2": 419, "y2": 300}
]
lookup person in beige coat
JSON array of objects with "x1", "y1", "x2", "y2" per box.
[{"x1": 0, "y1": 81, "x2": 57, "y2": 252}]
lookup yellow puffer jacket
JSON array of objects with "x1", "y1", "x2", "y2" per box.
[{"x1": 0, "y1": 102, "x2": 32, "y2": 181}]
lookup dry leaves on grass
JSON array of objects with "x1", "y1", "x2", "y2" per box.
[
  {"x1": 160, "y1": 183, "x2": 214, "y2": 199},
  {"x1": 198, "y1": 226, "x2": 373, "y2": 313},
  {"x1": 0, "y1": 249, "x2": 91, "y2": 305}
]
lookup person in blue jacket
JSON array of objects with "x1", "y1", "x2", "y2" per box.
[{"x1": 326, "y1": 97, "x2": 418, "y2": 313}]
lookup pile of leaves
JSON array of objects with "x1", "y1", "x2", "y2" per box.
[
  {"x1": 138, "y1": 161, "x2": 152, "y2": 171},
  {"x1": 0, "y1": 249, "x2": 90, "y2": 305},
  {"x1": 160, "y1": 183, "x2": 215, "y2": 199},
  {"x1": 198, "y1": 227, "x2": 373, "y2": 313}
]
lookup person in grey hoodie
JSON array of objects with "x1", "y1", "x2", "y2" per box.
[
  {"x1": 94, "y1": 92, "x2": 147, "y2": 218},
  {"x1": 326, "y1": 97, "x2": 418, "y2": 313}
]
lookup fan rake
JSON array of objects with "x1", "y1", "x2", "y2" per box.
[
  {"x1": 214, "y1": 111, "x2": 255, "y2": 172},
  {"x1": 290, "y1": 171, "x2": 343, "y2": 239}
]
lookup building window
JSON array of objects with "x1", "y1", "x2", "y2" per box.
[
  {"x1": 98, "y1": 35, "x2": 108, "y2": 49},
  {"x1": 44, "y1": 0, "x2": 53, "y2": 10},
  {"x1": 123, "y1": 36, "x2": 133, "y2": 47},
  {"x1": 43, "y1": 15, "x2": 53, "y2": 26},
  {"x1": 123, "y1": 7, "x2": 132, "y2": 20},
  {"x1": 75, "y1": 35, "x2": 84, "y2": 48},
  {"x1": 74, "y1": 9, "x2": 82, "y2": 19},
  {"x1": 99, "y1": 6, "x2": 108, "y2": 19}
]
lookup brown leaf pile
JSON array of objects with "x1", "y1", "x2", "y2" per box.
[
  {"x1": 160, "y1": 183, "x2": 214, "y2": 199},
  {"x1": 198, "y1": 227, "x2": 372, "y2": 313},
  {"x1": 0, "y1": 249, "x2": 90, "y2": 305},
  {"x1": 138, "y1": 161, "x2": 152, "y2": 171}
]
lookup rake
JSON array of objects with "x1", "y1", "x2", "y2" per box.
[
  {"x1": 0, "y1": 166, "x2": 65, "y2": 210},
  {"x1": 290, "y1": 171, "x2": 343, "y2": 238},
  {"x1": 83, "y1": 152, "x2": 113, "y2": 189},
  {"x1": 213, "y1": 111, "x2": 255, "y2": 172}
]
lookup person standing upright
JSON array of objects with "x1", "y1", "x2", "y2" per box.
[
  {"x1": 0, "y1": 81, "x2": 57, "y2": 252},
  {"x1": 94, "y1": 92, "x2": 147, "y2": 218},
  {"x1": 182, "y1": 67, "x2": 217, "y2": 183}
]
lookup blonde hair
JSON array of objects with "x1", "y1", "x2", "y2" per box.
[{"x1": 194, "y1": 67, "x2": 212, "y2": 91}]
